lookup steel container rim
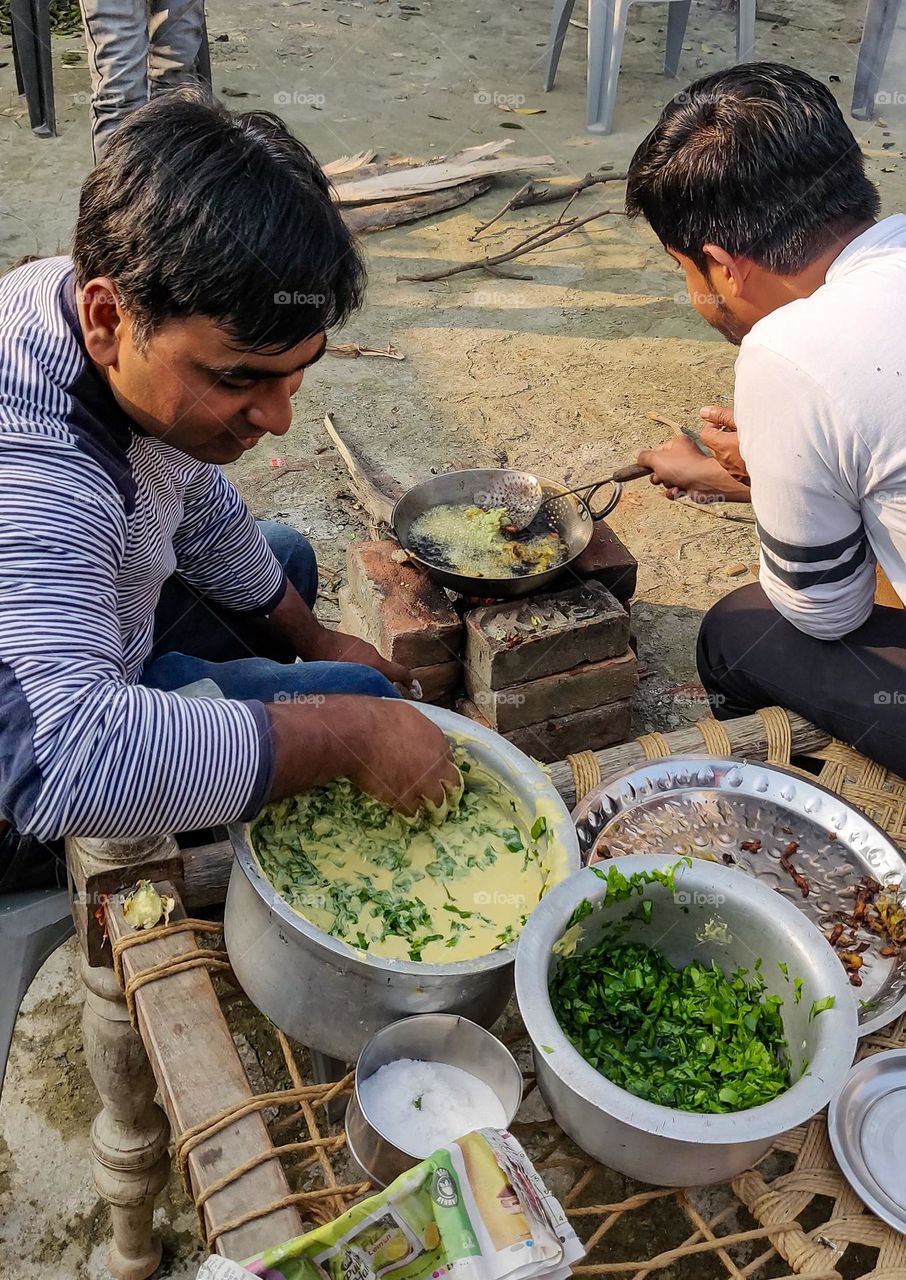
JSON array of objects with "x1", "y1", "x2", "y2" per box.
[
  {"x1": 228, "y1": 703, "x2": 580, "y2": 980},
  {"x1": 516, "y1": 854, "x2": 859, "y2": 1145},
  {"x1": 352, "y1": 1013, "x2": 523, "y2": 1158}
]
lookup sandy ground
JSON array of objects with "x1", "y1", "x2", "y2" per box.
[{"x1": 3, "y1": 0, "x2": 906, "y2": 1273}]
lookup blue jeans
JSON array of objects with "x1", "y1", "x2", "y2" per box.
[{"x1": 142, "y1": 521, "x2": 399, "y2": 702}]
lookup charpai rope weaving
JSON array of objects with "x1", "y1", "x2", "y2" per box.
[{"x1": 112, "y1": 710, "x2": 906, "y2": 1277}]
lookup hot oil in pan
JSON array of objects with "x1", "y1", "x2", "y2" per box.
[{"x1": 407, "y1": 502, "x2": 568, "y2": 579}]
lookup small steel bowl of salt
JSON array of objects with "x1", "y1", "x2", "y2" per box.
[{"x1": 345, "y1": 1013, "x2": 523, "y2": 1186}]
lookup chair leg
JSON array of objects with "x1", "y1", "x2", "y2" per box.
[
  {"x1": 9, "y1": 0, "x2": 56, "y2": 137},
  {"x1": 852, "y1": 0, "x2": 902, "y2": 120},
  {"x1": 664, "y1": 0, "x2": 691, "y2": 77},
  {"x1": 544, "y1": 0, "x2": 578, "y2": 92},
  {"x1": 196, "y1": 3, "x2": 213, "y2": 91},
  {"x1": 0, "y1": 891, "x2": 74, "y2": 1095},
  {"x1": 736, "y1": 0, "x2": 756, "y2": 62},
  {"x1": 587, "y1": 0, "x2": 629, "y2": 134}
]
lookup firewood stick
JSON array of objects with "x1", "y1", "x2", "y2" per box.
[
  {"x1": 397, "y1": 206, "x2": 616, "y2": 283},
  {"x1": 548, "y1": 712, "x2": 831, "y2": 811},
  {"x1": 468, "y1": 180, "x2": 534, "y2": 241},
  {"x1": 469, "y1": 169, "x2": 627, "y2": 241},
  {"x1": 510, "y1": 168, "x2": 628, "y2": 208}
]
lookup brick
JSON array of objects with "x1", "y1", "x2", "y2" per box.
[
  {"x1": 573, "y1": 522, "x2": 637, "y2": 603},
  {"x1": 464, "y1": 580, "x2": 629, "y2": 690},
  {"x1": 504, "y1": 699, "x2": 632, "y2": 763},
  {"x1": 457, "y1": 697, "x2": 632, "y2": 764},
  {"x1": 411, "y1": 660, "x2": 461, "y2": 706},
  {"x1": 344, "y1": 540, "x2": 462, "y2": 667},
  {"x1": 466, "y1": 649, "x2": 637, "y2": 731}
]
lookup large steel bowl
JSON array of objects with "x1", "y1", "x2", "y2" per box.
[
  {"x1": 515, "y1": 854, "x2": 858, "y2": 1186},
  {"x1": 225, "y1": 705, "x2": 580, "y2": 1062}
]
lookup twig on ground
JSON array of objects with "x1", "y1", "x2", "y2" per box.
[
  {"x1": 469, "y1": 168, "x2": 627, "y2": 241},
  {"x1": 398, "y1": 206, "x2": 616, "y2": 283},
  {"x1": 468, "y1": 180, "x2": 534, "y2": 240},
  {"x1": 326, "y1": 343, "x2": 405, "y2": 360}
]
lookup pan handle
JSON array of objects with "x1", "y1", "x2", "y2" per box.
[{"x1": 586, "y1": 481, "x2": 624, "y2": 520}]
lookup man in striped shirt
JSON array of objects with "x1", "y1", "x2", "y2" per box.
[
  {"x1": 627, "y1": 64, "x2": 906, "y2": 776},
  {"x1": 0, "y1": 92, "x2": 457, "y2": 889}
]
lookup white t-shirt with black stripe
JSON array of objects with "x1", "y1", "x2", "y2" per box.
[
  {"x1": 735, "y1": 215, "x2": 906, "y2": 641},
  {"x1": 0, "y1": 257, "x2": 284, "y2": 839}
]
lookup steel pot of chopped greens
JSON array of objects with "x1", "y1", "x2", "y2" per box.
[
  {"x1": 225, "y1": 705, "x2": 579, "y2": 1061},
  {"x1": 515, "y1": 854, "x2": 858, "y2": 1185}
]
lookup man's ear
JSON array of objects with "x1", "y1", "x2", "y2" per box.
[
  {"x1": 77, "y1": 276, "x2": 126, "y2": 368},
  {"x1": 702, "y1": 244, "x2": 753, "y2": 298}
]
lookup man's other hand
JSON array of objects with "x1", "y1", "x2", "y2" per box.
[
  {"x1": 308, "y1": 629, "x2": 412, "y2": 688},
  {"x1": 699, "y1": 406, "x2": 749, "y2": 483},
  {"x1": 637, "y1": 433, "x2": 752, "y2": 503}
]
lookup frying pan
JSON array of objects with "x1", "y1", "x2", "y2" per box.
[{"x1": 391, "y1": 468, "x2": 624, "y2": 599}]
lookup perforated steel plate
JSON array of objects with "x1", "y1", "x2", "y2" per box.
[{"x1": 572, "y1": 756, "x2": 906, "y2": 1036}]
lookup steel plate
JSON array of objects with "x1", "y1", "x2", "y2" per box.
[
  {"x1": 828, "y1": 1050, "x2": 906, "y2": 1233},
  {"x1": 572, "y1": 756, "x2": 906, "y2": 1036}
]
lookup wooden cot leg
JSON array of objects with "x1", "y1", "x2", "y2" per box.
[{"x1": 82, "y1": 958, "x2": 171, "y2": 1280}]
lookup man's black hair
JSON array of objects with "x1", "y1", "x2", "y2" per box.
[
  {"x1": 625, "y1": 63, "x2": 880, "y2": 274},
  {"x1": 72, "y1": 90, "x2": 365, "y2": 351}
]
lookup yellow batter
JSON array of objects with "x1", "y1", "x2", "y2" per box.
[
  {"x1": 249, "y1": 748, "x2": 566, "y2": 963},
  {"x1": 408, "y1": 504, "x2": 566, "y2": 579}
]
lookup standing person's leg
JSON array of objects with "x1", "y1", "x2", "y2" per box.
[
  {"x1": 148, "y1": 0, "x2": 206, "y2": 97},
  {"x1": 698, "y1": 582, "x2": 906, "y2": 775},
  {"x1": 79, "y1": 0, "x2": 150, "y2": 159}
]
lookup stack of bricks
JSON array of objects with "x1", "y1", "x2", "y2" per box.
[{"x1": 338, "y1": 522, "x2": 638, "y2": 762}]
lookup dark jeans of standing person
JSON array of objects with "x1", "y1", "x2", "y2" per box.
[
  {"x1": 698, "y1": 582, "x2": 906, "y2": 776},
  {"x1": 0, "y1": 522, "x2": 396, "y2": 892}
]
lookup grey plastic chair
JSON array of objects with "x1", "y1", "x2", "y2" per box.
[
  {"x1": 9, "y1": 0, "x2": 56, "y2": 137},
  {"x1": 851, "y1": 0, "x2": 903, "y2": 120},
  {"x1": 544, "y1": 0, "x2": 756, "y2": 134},
  {"x1": 0, "y1": 887, "x2": 74, "y2": 1095}
]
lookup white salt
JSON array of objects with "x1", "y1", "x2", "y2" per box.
[{"x1": 358, "y1": 1057, "x2": 509, "y2": 1156}]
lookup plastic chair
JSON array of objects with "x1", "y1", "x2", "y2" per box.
[
  {"x1": 9, "y1": 0, "x2": 56, "y2": 137},
  {"x1": 544, "y1": 0, "x2": 756, "y2": 134},
  {"x1": 0, "y1": 887, "x2": 74, "y2": 1096},
  {"x1": 851, "y1": 0, "x2": 903, "y2": 120}
]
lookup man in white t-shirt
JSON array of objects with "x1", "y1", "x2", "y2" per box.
[{"x1": 628, "y1": 63, "x2": 906, "y2": 775}]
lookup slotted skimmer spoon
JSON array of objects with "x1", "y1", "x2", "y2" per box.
[{"x1": 480, "y1": 462, "x2": 653, "y2": 531}]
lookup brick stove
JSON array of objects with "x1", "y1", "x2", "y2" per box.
[{"x1": 338, "y1": 521, "x2": 638, "y2": 763}]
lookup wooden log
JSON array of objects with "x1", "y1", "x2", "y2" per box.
[
  {"x1": 546, "y1": 711, "x2": 831, "y2": 811},
  {"x1": 106, "y1": 884, "x2": 305, "y2": 1260},
  {"x1": 342, "y1": 179, "x2": 492, "y2": 235},
  {"x1": 323, "y1": 412, "x2": 404, "y2": 529}
]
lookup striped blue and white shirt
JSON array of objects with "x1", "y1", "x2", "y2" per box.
[
  {"x1": 736, "y1": 215, "x2": 906, "y2": 638},
  {"x1": 0, "y1": 257, "x2": 283, "y2": 839}
]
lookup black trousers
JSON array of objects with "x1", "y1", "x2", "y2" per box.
[{"x1": 698, "y1": 583, "x2": 906, "y2": 777}]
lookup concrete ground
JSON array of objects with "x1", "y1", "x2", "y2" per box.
[{"x1": 3, "y1": 0, "x2": 906, "y2": 1273}]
